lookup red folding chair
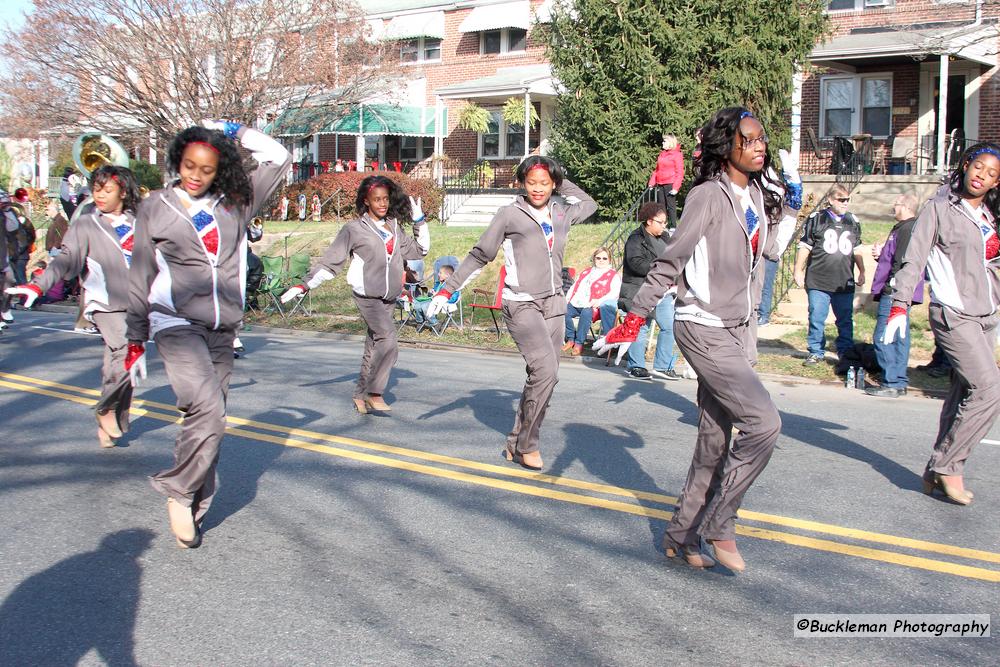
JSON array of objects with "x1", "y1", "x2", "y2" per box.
[{"x1": 470, "y1": 266, "x2": 506, "y2": 341}]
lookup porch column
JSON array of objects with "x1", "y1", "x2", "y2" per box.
[
  {"x1": 523, "y1": 90, "x2": 531, "y2": 159},
  {"x1": 937, "y1": 53, "x2": 949, "y2": 174},
  {"x1": 38, "y1": 139, "x2": 49, "y2": 189},
  {"x1": 790, "y1": 68, "x2": 803, "y2": 160},
  {"x1": 149, "y1": 129, "x2": 157, "y2": 166},
  {"x1": 435, "y1": 95, "x2": 444, "y2": 185}
]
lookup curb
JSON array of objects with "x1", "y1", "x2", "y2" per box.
[{"x1": 32, "y1": 304, "x2": 946, "y2": 398}]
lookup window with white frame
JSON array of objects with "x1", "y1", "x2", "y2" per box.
[
  {"x1": 480, "y1": 27, "x2": 528, "y2": 55},
  {"x1": 820, "y1": 74, "x2": 893, "y2": 137},
  {"x1": 827, "y1": 0, "x2": 894, "y2": 10},
  {"x1": 400, "y1": 37, "x2": 442, "y2": 64},
  {"x1": 400, "y1": 136, "x2": 435, "y2": 161},
  {"x1": 479, "y1": 110, "x2": 531, "y2": 159}
]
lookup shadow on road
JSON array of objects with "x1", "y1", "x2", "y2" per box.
[
  {"x1": 415, "y1": 388, "x2": 521, "y2": 437},
  {"x1": 0, "y1": 528, "x2": 154, "y2": 667}
]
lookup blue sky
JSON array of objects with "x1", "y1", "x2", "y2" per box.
[{"x1": 0, "y1": 0, "x2": 33, "y2": 30}]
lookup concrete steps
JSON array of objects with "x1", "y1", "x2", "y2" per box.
[{"x1": 444, "y1": 193, "x2": 516, "y2": 227}]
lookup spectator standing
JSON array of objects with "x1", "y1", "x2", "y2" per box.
[
  {"x1": 563, "y1": 246, "x2": 620, "y2": 355},
  {"x1": 620, "y1": 202, "x2": 679, "y2": 380},
  {"x1": 867, "y1": 193, "x2": 923, "y2": 397},
  {"x1": 794, "y1": 184, "x2": 865, "y2": 365},
  {"x1": 44, "y1": 199, "x2": 70, "y2": 257},
  {"x1": 648, "y1": 134, "x2": 684, "y2": 226}
]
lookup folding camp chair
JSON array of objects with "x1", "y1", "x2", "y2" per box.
[
  {"x1": 469, "y1": 266, "x2": 506, "y2": 341},
  {"x1": 417, "y1": 255, "x2": 463, "y2": 334},
  {"x1": 248, "y1": 255, "x2": 288, "y2": 318},
  {"x1": 284, "y1": 252, "x2": 313, "y2": 316}
]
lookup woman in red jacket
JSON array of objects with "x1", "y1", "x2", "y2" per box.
[{"x1": 648, "y1": 134, "x2": 685, "y2": 226}]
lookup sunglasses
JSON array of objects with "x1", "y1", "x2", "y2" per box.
[
  {"x1": 594, "y1": 255, "x2": 609, "y2": 260},
  {"x1": 833, "y1": 197, "x2": 850, "y2": 203}
]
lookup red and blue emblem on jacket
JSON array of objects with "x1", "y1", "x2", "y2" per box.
[
  {"x1": 980, "y1": 217, "x2": 998, "y2": 260},
  {"x1": 191, "y1": 210, "x2": 220, "y2": 258},
  {"x1": 114, "y1": 222, "x2": 134, "y2": 266},
  {"x1": 540, "y1": 221, "x2": 554, "y2": 251},
  {"x1": 745, "y1": 206, "x2": 760, "y2": 254}
]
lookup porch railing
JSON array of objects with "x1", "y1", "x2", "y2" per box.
[
  {"x1": 598, "y1": 188, "x2": 660, "y2": 269},
  {"x1": 439, "y1": 162, "x2": 519, "y2": 223}
]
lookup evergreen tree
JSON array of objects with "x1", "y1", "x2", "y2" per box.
[{"x1": 543, "y1": 0, "x2": 828, "y2": 220}]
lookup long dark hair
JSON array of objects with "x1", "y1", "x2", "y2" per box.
[
  {"x1": 167, "y1": 126, "x2": 252, "y2": 207},
  {"x1": 949, "y1": 142, "x2": 1000, "y2": 221},
  {"x1": 693, "y1": 107, "x2": 782, "y2": 222},
  {"x1": 355, "y1": 175, "x2": 412, "y2": 221},
  {"x1": 515, "y1": 155, "x2": 564, "y2": 189},
  {"x1": 90, "y1": 165, "x2": 142, "y2": 214}
]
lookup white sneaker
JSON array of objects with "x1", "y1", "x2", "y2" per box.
[
  {"x1": 1, "y1": 310, "x2": 12, "y2": 324},
  {"x1": 682, "y1": 366, "x2": 698, "y2": 380}
]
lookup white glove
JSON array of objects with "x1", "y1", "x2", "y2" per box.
[
  {"x1": 424, "y1": 294, "x2": 450, "y2": 319},
  {"x1": 200, "y1": 119, "x2": 226, "y2": 132},
  {"x1": 280, "y1": 284, "x2": 307, "y2": 304},
  {"x1": 591, "y1": 336, "x2": 632, "y2": 366},
  {"x1": 6, "y1": 284, "x2": 42, "y2": 309},
  {"x1": 881, "y1": 306, "x2": 908, "y2": 345},
  {"x1": 125, "y1": 342, "x2": 147, "y2": 388},
  {"x1": 778, "y1": 149, "x2": 800, "y2": 184},
  {"x1": 409, "y1": 196, "x2": 424, "y2": 223}
]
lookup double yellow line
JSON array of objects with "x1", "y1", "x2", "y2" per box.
[{"x1": 2, "y1": 370, "x2": 999, "y2": 582}]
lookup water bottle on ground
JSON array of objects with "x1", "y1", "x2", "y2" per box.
[
  {"x1": 846, "y1": 366, "x2": 855, "y2": 389},
  {"x1": 855, "y1": 367, "x2": 865, "y2": 389}
]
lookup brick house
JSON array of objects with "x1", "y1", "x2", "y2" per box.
[
  {"x1": 273, "y1": 0, "x2": 556, "y2": 183},
  {"x1": 796, "y1": 0, "x2": 999, "y2": 175}
]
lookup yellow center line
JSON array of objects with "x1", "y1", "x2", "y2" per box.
[{"x1": 2, "y1": 371, "x2": 1000, "y2": 581}]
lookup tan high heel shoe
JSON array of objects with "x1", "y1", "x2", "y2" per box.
[
  {"x1": 560, "y1": 341, "x2": 575, "y2": 352},
  {"x1": 707, "y1": 539, "x2": 746, "y2": 572},
  {"x1": 503, "y1": 446, "x2": 542, "y2": 470},
  {"x1": 166, "y1": 497, "x2": 200, "y2": 548},
  {"x1": 365, "y1": 395, "x2": 391, "y2": 412},
  {"x1": 663, "y1": 535, "x2": 716, "y2": 569},
  {"x1": 923, "y1": 473, "x2": 972, "y2": 505},
  {"x1": 353, "y1": 398, "x2": 368, "y2": 415},
  {"x1": 96, "y1": 410, "x2": 122, "y2": 439},
  {"x1": 97, "y1": 427, "x2": 116, "y2": 449}
]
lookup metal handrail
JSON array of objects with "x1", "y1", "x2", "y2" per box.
[{"x1": 598, "y1": 187, "x2": 659, "y2": 268}]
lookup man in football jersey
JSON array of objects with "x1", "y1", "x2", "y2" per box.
[{"x1": 793, "y1": 184, "x2": 865, "y2": 365}]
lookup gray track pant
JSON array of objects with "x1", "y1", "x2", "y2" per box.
[
  {"x1": 925, "y1": 304, "x2": 1000, "y2": 477},
  {"x1": 149, "y1": 324, "x2": 235, "y2": 524},
  {"x1": 352, "y1": 294, "x2": 398, "y2": 399},
  {"x1": 503, "y1": 294, "x2": 564, "y2": 455},
  {"x1": 91, "y1": 311, "x2": 133, "y2": 434},
  {"x1": 665, "y1": 320, "x2": 781, "y2": 544}
]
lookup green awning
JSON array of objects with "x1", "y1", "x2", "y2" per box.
[{"x1": 265, "y1": 104, "x2": 446, "y2": 138}]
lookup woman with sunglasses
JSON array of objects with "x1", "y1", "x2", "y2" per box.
[
  {"x1": 598, "y1": 107, "x2": 800, "y2": 572},
  {"x1": 793, "y1": 183, "x2": 865, "y2": 366},
  {"x1": 882, "y1": 142, "x2": 1000, "y2": 506},
  {"x1": 562, "y1": 246, "x2": 620, "y2": 355}
]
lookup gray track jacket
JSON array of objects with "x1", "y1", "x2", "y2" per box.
[
  {"x1": 891, "y1": 188, "x2": 1000, "y2": 317},
  {"x1": 442, "y1": 180, "x2": 598, "y2": 298},
  {"x1": 303, "y1": 214, "x2": 429, "y2": 301},
  {"x1": 127, "y1": 127, "x2": 290, "y2": 341},
  {"x1": 631, "y1": 174, "x2": 789, "y2": 327},
  {"x1": 32, "y1": 210, "x2": 136, "y2": 315}
]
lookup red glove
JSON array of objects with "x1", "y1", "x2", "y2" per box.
[
  {"x1": 6, "y1": 284, "x2": 43, "y2": 308},
  {"x1": 881, "y1": 305, "x2": 908, "y2": 345},
  {"x1": 606, "y1": 312, "x2": 646, "y2": 344},
  {"x1": 125, "y1": 342, "x2": 147, "y2": 386}
]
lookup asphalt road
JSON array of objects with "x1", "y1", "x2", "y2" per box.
[{"x1": 0, "y1": 310, "x2": 997, "y2": 666}]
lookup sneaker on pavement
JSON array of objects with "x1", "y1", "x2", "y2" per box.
[
  {"x1": 802, "y1": 353, "x2": 824, "y2": 366},
  {"x1": 1, "y1": 310, "x2": 13, "y2": 324},
  {"x1": 864, "y1": 385, "x2": 907, "y2": 398},
  {"x1": 74, "y1": 326, "x2": 98, "y2": 334},
  {"x1": 650, "y1": 368, "x2": 682, "y2": 381},
  {"x1": 625, "y1": 367, "x2": 652, "y2": 381}
]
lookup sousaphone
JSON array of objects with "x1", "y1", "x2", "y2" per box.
[{"x1": 69, "y1": 132, "x2": 132, "y2": 223}]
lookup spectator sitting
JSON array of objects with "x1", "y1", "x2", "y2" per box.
[
  {"x1": 413, "y1": 264, "x2": 457, "y2": 326},
  {"x1": 562, "y1": 246, "x2": 620, "y2": 355},
  {"x1": 867, "y1": 193, "x2": 923, "y2": 397},
  {"x1": 620, "y1": 202, "x2": 680, "y2": 380},
  {"x1": 794, "y1": 184, "x2": 865, "y2": 365}
]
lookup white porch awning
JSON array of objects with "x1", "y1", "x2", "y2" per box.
[
  {"x1": 458, "y1": 1, "x2": 531, "y2": 33},
  {"x1": 383, "y1": 10, "x2": 446, "y2": 40},
  {"x1": 811, "y1": 23, "x2": 998, "y2": 70}
]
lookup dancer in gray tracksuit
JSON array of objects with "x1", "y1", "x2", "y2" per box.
[
  {"x1": 885, "y1": 143, "x2": 1000, "y2": 506},
  {"x1": 427, "y1": 156, "x2": 597, "y2": 470},
  {"x1": 282, "y1": 175, "x2": 429, "y2": 414},
  {"x1": 603, "y1": 108, "x2": 797, "y2": 572},
  {"x1": 7, "y1": 166, "x2": 142, "y2": 448},
  {"x1": 127, "y1": 121, "x2": 290, "y2": 547}
]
